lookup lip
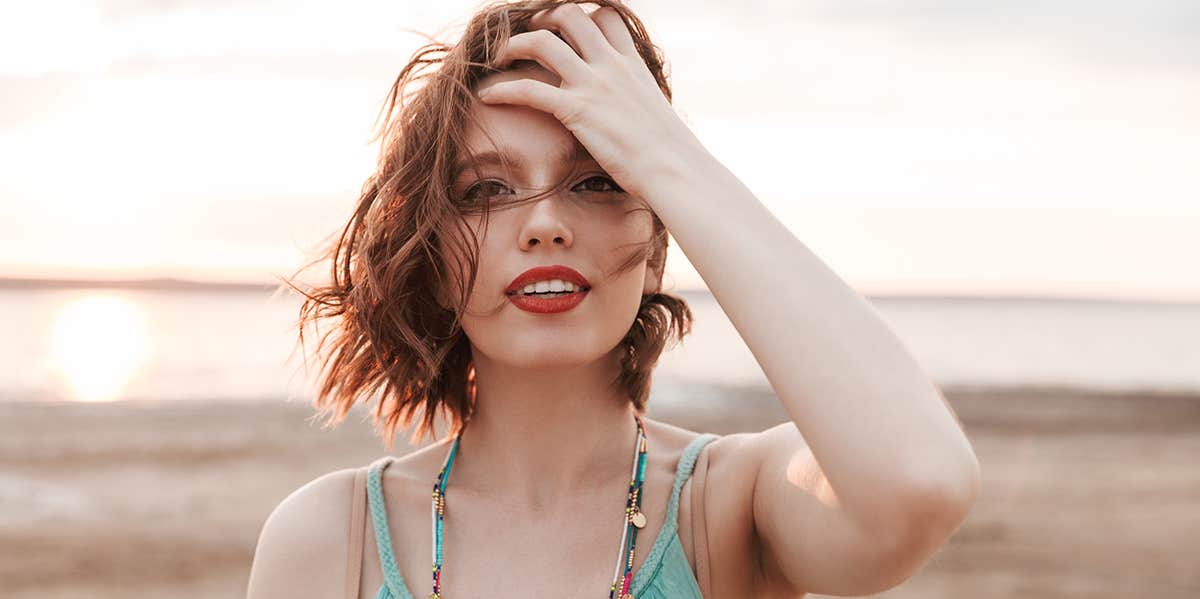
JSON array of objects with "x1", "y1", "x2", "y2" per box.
[
  {"x1": 504, "y1": 265, "x2": 591, "y2": 295},
  {"x1": 505, "y1": 264, "x2": 592, "y2": 315},
  {"x1": 507, "y1": 288, "x2": 589, "y2": 313}
]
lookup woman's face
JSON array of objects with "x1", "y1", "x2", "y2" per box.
[{"x1": 441, "y1": 63, "x2": 659, "y2": 371}]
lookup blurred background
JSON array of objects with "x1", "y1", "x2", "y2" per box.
[{"x1": 1, "y1": 0, "x2": 1197, "y2": 597}]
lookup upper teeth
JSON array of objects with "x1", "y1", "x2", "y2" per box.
[{"x1": 520, "y1": 279, "x2": 582, "y2": 294}]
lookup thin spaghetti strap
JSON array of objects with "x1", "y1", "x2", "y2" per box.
[
  {"x1": 667, "y1": 434, "x2": 720, "y2": 534},
  {"x1": 629, "y1": 432, "x2": 720, "y2": 596},
  {"x1": 689, "y1": 437, "x2": 714, "y2": 596},
  {"x1": 345, "y1": 465, "x2": 369, "y2": 599}
]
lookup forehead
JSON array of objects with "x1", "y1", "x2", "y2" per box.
[
  {"x1": 480, "y1": 60, "x2": 561, "y2": 90},
  {"x1": 459, "y1": 63, "x2": 577, "y2": 161}
]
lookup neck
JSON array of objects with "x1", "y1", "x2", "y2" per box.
[{"x1": 447, "y1": 345, "x2": 642, "y2": 509}]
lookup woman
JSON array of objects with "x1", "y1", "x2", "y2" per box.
[{"x1": 247, "y1": 1, "x2": 981, "y2": 598}]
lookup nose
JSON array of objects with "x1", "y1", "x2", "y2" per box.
[{"x1": 517, "y1": 193, "x2": 574, "y2": 250}]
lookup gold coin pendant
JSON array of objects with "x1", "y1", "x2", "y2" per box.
[{"x1": 630, "y1": 510, "x2": 647, "y2": 528}]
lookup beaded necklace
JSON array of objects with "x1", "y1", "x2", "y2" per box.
[{"x1": 429, "y1": 412, "x2": 649, "y2": 599}]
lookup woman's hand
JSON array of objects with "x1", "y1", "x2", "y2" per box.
[{"x1": 474, "y1": 4, "x2": 706, "y2": 202}]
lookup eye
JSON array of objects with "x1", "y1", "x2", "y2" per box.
[
  {"x1": 573, "y1": 175, "x2": 624, "y2": 194},
  {"x1": 459, "y1": 180, "x2": 513, "y2": 205}
]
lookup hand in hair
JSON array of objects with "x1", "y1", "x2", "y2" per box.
[{"x1": 475, "y1": 3, "x2": 706, "y2": 204}]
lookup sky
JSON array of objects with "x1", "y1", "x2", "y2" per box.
[{"x1": 1, "y1": 0, "x2": 1197, "y2": 301}]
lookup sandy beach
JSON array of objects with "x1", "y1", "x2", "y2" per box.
[{"x1": 2, "y1": 385, "x2": 1197, "y2": 598}]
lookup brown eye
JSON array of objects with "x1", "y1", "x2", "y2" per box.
[
  {"x1": 574, "y1": 175, "x2": 623, "y2": 194},
  {"x1": 460, "y1": 180, "x2": 512, "y2": 205}
]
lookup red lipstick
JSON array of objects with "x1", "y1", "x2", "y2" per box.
[{"x1": 505, "y1": 265, "x2": 592, "y2": 314}]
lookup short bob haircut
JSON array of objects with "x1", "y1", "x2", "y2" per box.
[{"x1": 281, "y1": 0, "x2": 692, "y2": 449}]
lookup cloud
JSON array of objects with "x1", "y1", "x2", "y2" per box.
[{"x1": 791, "y1": 0, "x2": 1200, "y2": 67}]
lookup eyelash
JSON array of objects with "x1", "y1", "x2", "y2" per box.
[{"x1": 458, "y1": 175, "x2": 624, "y2": 205}]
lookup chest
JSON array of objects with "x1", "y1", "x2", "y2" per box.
[{"x1": 358, "y1": 475, "x2": 684, "y2": 599}]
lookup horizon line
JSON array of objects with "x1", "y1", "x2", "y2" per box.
[{"x1": 1, "y1": 275, "x2": 1195, "y2": 306}]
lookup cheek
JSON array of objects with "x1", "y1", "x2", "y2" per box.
[{"x1": 623, "y1": 205, "x2": 657, "y2": 243}]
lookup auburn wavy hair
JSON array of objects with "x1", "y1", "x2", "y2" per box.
[{"x1": 278, "y1": 0, "x2": 692, "y2": 449}]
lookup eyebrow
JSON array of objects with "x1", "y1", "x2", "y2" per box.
[{"x1": 450, "y1": 141, "x2": 597, "y2": 181}]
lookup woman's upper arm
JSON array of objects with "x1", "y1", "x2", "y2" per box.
[
  {"x1": 246, "y1": 468, "x2": 357, "y2": 599},
  {"x1": 724, "y1": 422, "x2": 960, "y2": 597}
]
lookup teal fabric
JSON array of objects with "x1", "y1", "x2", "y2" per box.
[{"x1": 367, "y1": 432, "x2": 720, "y2": 599}]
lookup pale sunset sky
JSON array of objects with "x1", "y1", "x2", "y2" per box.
[{"x1": 2, "y1": 1, "x2": 1197, "y2": 301}]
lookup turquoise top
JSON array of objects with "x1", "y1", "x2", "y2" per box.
[{"x1": 367, "y1": 432, "x2": 720, "y2": 599}]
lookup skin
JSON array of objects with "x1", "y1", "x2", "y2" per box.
[
  {"x1": 435, "y1": 62, "x2": 663, "y2": 513},
  {"x1": 248, "y1": 4, "x2": 982, "y2": 599}
]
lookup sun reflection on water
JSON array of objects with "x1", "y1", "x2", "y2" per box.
[{"x1": 48, "y1": 293, "x2": 152, "y2": 402}]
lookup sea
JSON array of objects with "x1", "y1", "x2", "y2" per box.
[{"x1": 2, "y1": 286, "x2": 1198, "y2": 405}]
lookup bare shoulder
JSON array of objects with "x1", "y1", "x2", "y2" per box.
[
  {"x1": 641, "y1": 416, "x2": 705, "y2": 453},
  {"x1": 638, "y1": 416, "x2": 759, "y2": 596},
  {"x1": 685, "y1": 423, "x2": 808, "y2": 598},
  {"x1": 245, "y1": 466, "x2": 360, "y2": 599}
]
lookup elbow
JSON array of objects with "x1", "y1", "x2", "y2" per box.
[
  {"x1": 886, "y1": 449, "x2": 983, "y2": 559},
  {"x1": 862, "y1": 472, "x2": 981, "y2": 593}
]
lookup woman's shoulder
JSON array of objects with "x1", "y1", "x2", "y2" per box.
[
  {"x1": 246, "y1": 465, "x2": 363, "y2": 598},
  {"x1": 261, "y1": 465, "x2": 363, "y2": 535},
  {"x1": 247, "y1": 450, "x2": 438, "y2": 598},
  {"x1": 261, "y1": 451, "x2": 436, "y2": 520},
  {"x1": 641, "y1": 415, "x2": 724, "y2": 456}
]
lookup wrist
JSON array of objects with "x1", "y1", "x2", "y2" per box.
[{"x1": 629, "y1": 126, "x2": 713, "y2": 200}]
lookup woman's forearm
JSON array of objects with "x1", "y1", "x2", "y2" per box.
[{"x1": 639, "y1": 137, "x2": 981, "y2": 535}]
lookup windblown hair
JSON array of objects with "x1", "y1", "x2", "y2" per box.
[{"x1": 279, "y1": 0, "x2": 692, "y2": 449}]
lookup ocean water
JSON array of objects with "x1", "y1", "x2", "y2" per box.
[{"x1": 1, "y1": 287, "x2": 1197, "y2": 405}]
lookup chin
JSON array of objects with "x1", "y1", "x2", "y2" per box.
[
  {"x1": 504, "y1": 341, "x2": 609, "y2": 369},
  {"x1": 463, "y1": 314, "x2": 632, "y2": 370}
]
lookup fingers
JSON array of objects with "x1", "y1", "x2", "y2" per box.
[
  {"x1": 476, "y1": 77, "x2": 570, "y2": 120},
  {"x1": 528, "y1": 4, "x2": 621, "y2": 64},
  {"x1": 479, "y1": 4, "x2": 644, "y2": 122},
  {"x1": 495, "y1": 28, "x2": 590, "y2": 83},
  {"x1": 589, "y1": 6, "x2": 639, "y2": 58}
]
